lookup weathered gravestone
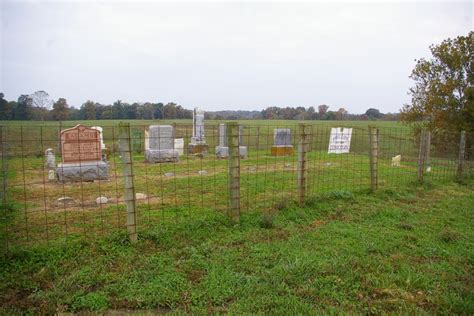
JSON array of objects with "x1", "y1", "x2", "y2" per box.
[
  {"x1": 90, "y1": 126, "x2": 106, "y2": 150},
  {"x1": 271, "y1": 128, "x2": 294, "y2": 156},
  {"x1": 45, "y1": 148, "x2": 56, "y2": 170},
  {"x1": 145, "y1": 125, "x2": 179, "y2": 163},
  {"x1": 188, "y1": 108, "x2": 209, "y2": 154},
  {"x1": 215, "y1": 123, "x2": 248, "y2": 159},
  {"x1": 328, "y1": 127, "x2": 352, "y2": 154},
  {"x1": 144, "y1": 129, "x2": 149, "y2": 151},
  {"x1": 174, "y1": 138, "x2": 184, "y2": 156},
  {"x1": 56, "y1": 125, "x2": 108, "y2": 182},
  {"x1": 45, "y1": 148, "x2": 56, "y2": 181}
]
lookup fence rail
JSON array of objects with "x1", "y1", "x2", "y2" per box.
[{"x1": 0, "y1": 122, "x2": 472, "y2": 251}]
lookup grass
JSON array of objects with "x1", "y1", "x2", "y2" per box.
[{"x1": 1, "y1": 180, "x2": 473, "y2": 314}]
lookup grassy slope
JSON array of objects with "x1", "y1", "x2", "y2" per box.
[{"x1": 1, "y1": 180, "x2": 473, "y2": 314}]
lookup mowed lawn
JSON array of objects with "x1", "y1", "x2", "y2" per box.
[{"x1": 1, "y1": 180, "x2": 473, "y2": 314}]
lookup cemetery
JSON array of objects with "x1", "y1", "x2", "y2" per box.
[{"x1": 0, "y1": 5, "x2": 471, "y2": 312}]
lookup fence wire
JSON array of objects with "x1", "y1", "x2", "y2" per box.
[{"x1": 0, "y1": 123, "x2": 472, "y2": 251}]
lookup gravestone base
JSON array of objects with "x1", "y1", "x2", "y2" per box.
[
  {"x1": 145, "y1": 149, "x2": 179, "y2": 163},
  {"x1": 188, "y1": 143, "x2": 208, "y2": 155},
  {"x1": 215, "y1": 146, "x2": 248, "y2": 159},
  {"x1": 57, "y1": 161, "x2": 108, "y2": 182},
  {"x1": 271, "y1": 145, "x2": 294, "y2": 156}
]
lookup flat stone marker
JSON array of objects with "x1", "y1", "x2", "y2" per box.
[
  {"x1": 271, "y1": 128, "x2": 294, "y2": 156},
  {"x1": 215, "y1": 123, "x2": 248, "y2": 159},
  {"x1": 188, "y1": 108, "x2": 209, "y2": 154},
  {"x1": 145, "y1": 125, "x2": 179, "y2": 163},
  {"x1": 56, "y1": 124, "x2": 108, "y2": 182}
]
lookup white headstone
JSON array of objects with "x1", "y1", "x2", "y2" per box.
[
  {"x1": 174, "y1": 138, "x2": 184, "y2": 156},
  {"x1": 391, "y1": 155, "x2": 401, "y2": 167},
  {"x1": 44, "y1": 148, "x2": 56, "y2": 170},
  {"x1": 144, "y1": 129, "x2": 150, "y2": 151},
  {"x1": 91, "y1": 126, "x2": 106, "y2": 150},
  {"x1": 328, "y1": 128, "x2": 352, "y2": 154}
]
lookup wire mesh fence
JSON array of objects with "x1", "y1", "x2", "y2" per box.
[{"x1": 0, "y1": 122, "x2": 472, "y2": 252}]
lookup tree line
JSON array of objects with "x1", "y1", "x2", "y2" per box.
[{"x1": 0, "y1": 94, "x2": 398, "y2": 121}]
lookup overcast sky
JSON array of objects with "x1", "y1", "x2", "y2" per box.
[{"x1": 1, "y1": 1, "x2": 472, "y2": 113}]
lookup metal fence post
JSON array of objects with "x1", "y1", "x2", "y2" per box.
[
  {"x1": 297, "y1": 123, "x2": 310, "y2": 206},
  {"x1": 227, "y1": 122, "x2": 240, "y2": 223},
  {"x1": 368, "y1": 126, "x2": 379, "y2": 192},
  {"x1": 119, "y1": 122, "x2": 138, "y2": 243},
  {"x1": 457, "y1": 131, "x2": 466, "y2": 180}
]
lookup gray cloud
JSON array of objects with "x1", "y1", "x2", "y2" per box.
[{"x1": 1, "y1": 1, "x2": 472, "y2": 113}]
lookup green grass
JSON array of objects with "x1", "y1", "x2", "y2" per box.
[{"x1": 1, "y1": 180, "x2": 473, "y2": 314}]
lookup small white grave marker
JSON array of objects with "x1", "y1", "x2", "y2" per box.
[{"x1": 391, "y1": 155, "x2": 401, "y2": 167}]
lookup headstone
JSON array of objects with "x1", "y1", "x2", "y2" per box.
[
  {"x1": 45, "y1": 148, "x2": 56, "y2": 170},
  {"x1": 174, "y1": 138, "x2": 184, "y2": 156},
  {"x1": 391, "y1": 155, "x2": 401, "y2": 167},
  {"x1": 90, "y1": 126, "x2": 106, "y2": 150},
  {"x1": 145, "y1": 125, "x2": 179, "y2": 163},
  {"x1": 215, "y1": 123, "x2": 248, "y2": 159},
  {"x1": 188, "y1": 108, "x2": 209, "y2": 154},
  {"x1": 48, "y1": 170, "x2": 56, "y2": 181},
  {"x1": 56, "y1": 125, "x2": 108, "y2": 182},
  {"x1": 328, "y1": 128, "x2": 352, "y2": 154},
  {"x1": 144, "y1": 129, "x2": 149, "y2": 151},
  {"x1": 271, "y1": 128, "x2": 294, "y2": 156}
]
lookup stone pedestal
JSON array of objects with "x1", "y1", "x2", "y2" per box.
[
  {"x1": 188, "y1": 143, "x2": 209, "y2": 155},
  {"x1": 57, "y1": 161, "x2": 108, "y2": 182},
  {"x1": 145, "y1": 149, "x2": 179, "y2": 163},
  {"x1": 271, "y1": 145, "x2": 294, "y2": 156},
  {"x1": 215, "y1": 146, "x2": 248, "y2": 159}
]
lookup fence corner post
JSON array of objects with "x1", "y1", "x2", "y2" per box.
[
  {"x1": 457, "y1": 131, "x2": 466, "y2": 181},
  {"x1": 118, "y1": 122, "x2": 138, "y2": 243},
  {"x1": 368, "y1": 126, "x2": 379, "y2": 192},
  {"x1": 227, "y1": 122, "x2": 240, "y2": 223},
  {"x1": 297, "y1": 123, "x2": 310, "y2": 207}
]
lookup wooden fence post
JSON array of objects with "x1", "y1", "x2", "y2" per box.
[
  {"x1": 227, "y1": 122, "x2": 240, "y2": 223},
  {"x1": 457, "y1": 131, "x2": 466, "y2": 180},
  {"x1": 297, "y1": 123, "x2": 310, "y2": 207},
  {"x1": 119, "y1": 122, "x2": 138, "y2": 243},
  {"x1": 368, "y1": 126, "x2": 379, "y2": 192}
]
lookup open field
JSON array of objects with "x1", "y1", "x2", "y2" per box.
[{"x1": 1, "y1": 180, "x2": 473, "y2": 314}]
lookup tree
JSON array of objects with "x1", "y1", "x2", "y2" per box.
[
  {"x1": 318, "y1": 104, "x2": 329, "y2": 118},
  {"x1": 0, "y1": 93, "x2": 14, "y2": 120},
  {"x1": 30, "y1": 90, "x2": 53, "y2": 121},
  {"x1": 336, "y1": 107, "x2": 348, "y2": 120},
  {"x1": 365, "y1": 108, "x2": 382, "y2": 119},
  {"x1": 401, "y1": 32, "x2": 473, "y2": 133},
  {"x1": 81, "y1": 100, "x2": 97, "y2": 120},
  {"x1": 15, "y1": 95, "x2": 32, "y2": 120},
  {"x1": 51, "y1": 98, "x2": 70, "y2": 121}
]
